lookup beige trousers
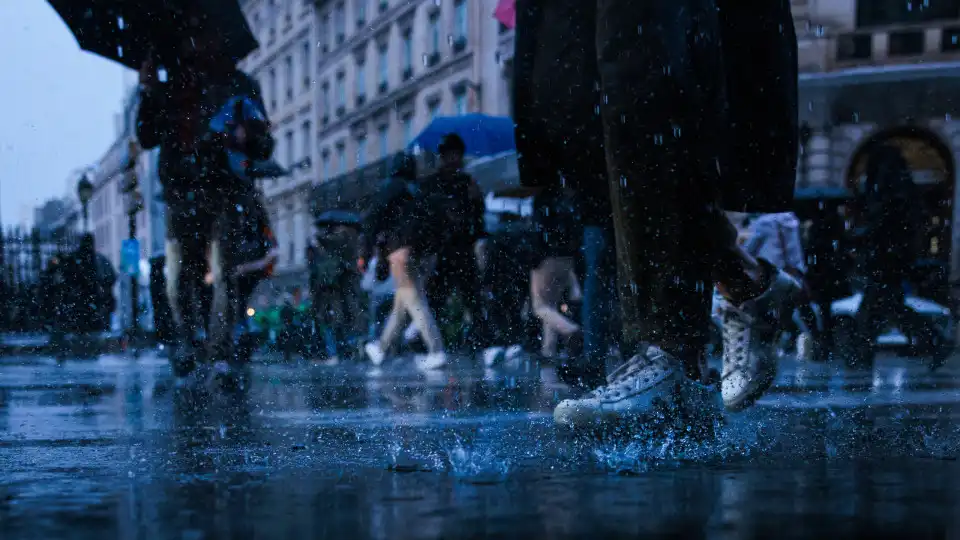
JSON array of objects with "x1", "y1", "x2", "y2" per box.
[{"x1": 378, "y1": 248, "x2": 444, "y2": 355}]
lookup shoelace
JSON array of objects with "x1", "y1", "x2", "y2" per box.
[{"x1": 590, "y1": 344, "x2": 671, "y2": 398}]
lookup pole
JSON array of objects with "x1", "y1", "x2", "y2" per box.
[
  {"x1": 123, "y1": 139, "x2": 142, "y2": 344},
  {"x1": 129, "y1": 211, "x2": 138, "y2": 338}
]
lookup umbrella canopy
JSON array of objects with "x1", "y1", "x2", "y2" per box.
[
  {"x1": 316, "y1": 209, "x2": 363, "y2": 227},
  {"x1": 493, "y1": 0, "x2": 516, "y2": 29},
  {"x1": 47, "y1": 0, "x2": 258, "y2": 70},
  {"x1": 408, "y1": 114, "x2": 516, "y2": 158},
  {"x1": 245, "y1": 159, "x2": 289, "y2": 179}
]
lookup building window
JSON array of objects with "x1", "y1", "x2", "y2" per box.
[
  {"x1": 284, "y1": 55, "x2": 294, "y2": 101},
  {"x1": 322, "y1": 151, "x2": 331, "y2": 180},
  {"x1": 334, "y1": 2, "x2": 346, "y2": 42},
  {"x1": 336, "y1": 72, "x2": 346, "y2": 107},
  {"x1": 267, "y1": 0, "x2": 277, "y2": 42},
  {"x1": 836, "y1": 33, "x2": 872, "y2": 61},
  {"x1": 268, "y1": 68, "x2": 277, "y2": 110},
  {"x1": 943, "y1": 27, "x2": 960, "y2": 51},
  {"x1": 356, "y1": 58, "x2": 367, "y2": 98},
  {"x1": 857, "y1": 0, "x2": 960, "y2": 28},
  {"x1": 378, "y1": 43, "x2": 389, "y2": 87},
  {"x1": 337, "y1": 144, "x2": 347, "y2": 174},
  {"x1": 356, "y1": 0, "x2": 367, "y2": 26},
  {"x1": 454, "y1": 91, "x2": 467, "y2": 116},
  {"x1": 378, "y1": 124, "x2": 389, "y2": 158},
  {"x1": 429, "y1": 99, "x2": 441, "y2": 120},
  {"x1": 356, "y1": 135, "x2": 367, "y2": 167},
  {"x1": 402, "y1": 114, "x2": 413, "y2": 145},
  {"x1": 320, "y1": 15, "x2": 330, "y2": 51},
  {"x1": 285, "y1": 130, "x2": 295, "y2": 168},
  {"x1": 322, "y1": 82, "x2": 331, "y2": 117},
  {"x1": 454, "y1": 0, "x2": 468, "y2": 40},
  {"x1": 402, "y1": 30, "x2": 413, "y2": 72},
  {"x1": 301, "y1": 121, "x2": 311, "y2": 164},
  {"x1": 302, "y1": 41, "x2": 311, "y2": 90},
  {"x1": 889, "y1": 30, "x2": 925, "y2": 56},
  {"x1": 429, "y1": 12, "x2": 440, "y2": 54}
]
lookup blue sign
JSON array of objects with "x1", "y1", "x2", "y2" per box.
[{"x1": 120, "y1": 239, "x2": 140, "y2": 277}]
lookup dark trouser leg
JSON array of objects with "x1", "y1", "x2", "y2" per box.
[
  {"x1": 581, "y1": 225, "x2": 616, "y2": 365},
  {"x1": 597, "y1": 0, "x2": 735, "y2": 381}
]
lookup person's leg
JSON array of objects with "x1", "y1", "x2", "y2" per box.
[
  {"x1": 207, "y1": 239, "x2": 237, "y2": 364},
  {"x1": 404, "y1": 257, "x2": 446, "y2": 356},
  {"x1": 553, "y1": 0, "x2": 736, "y2": 428}
]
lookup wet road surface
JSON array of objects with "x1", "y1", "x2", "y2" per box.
[{"x1": 1, "y1": 351, "x2": 959, "y2": 539}]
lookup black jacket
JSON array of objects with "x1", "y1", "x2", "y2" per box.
[
  {"x1": 364, "y1": 177, "x2": 439, "y2": 257},
  {"x1": 513, "y1": 0, "x2": 798, "y2": 214},
  {"x1": 136, "y1": 68, "x2": 273, "y2": 197},
  {"x1": 426, "y1": 169, "x2": 487, "y2": 252}
]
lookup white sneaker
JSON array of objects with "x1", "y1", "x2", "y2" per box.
[
  {"x1": 553, "y1": 344, "x2": 684, "y2": 428},
  {"x1": 796, "y1": 332, "x2": 815, "y2": 362},
  {"x1": 483, "y1": 346, "x2": 505, "y2": 367},
  {"x1": 415, "y1": 352, "x2": 447, "y2": 371},
  {"x1": 504, "y1": 344, "x2": 526, "y2": 362},
  {"x1": 718, "y1": 269, "x2": 800, "y2": 411},
  {"x1": 364, "y1": 342, "x2": 386, "y2": 366}
]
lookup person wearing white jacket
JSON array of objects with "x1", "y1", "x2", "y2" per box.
[{"x1": 738, "y1": 212, "x2": 818, "y2": 362}]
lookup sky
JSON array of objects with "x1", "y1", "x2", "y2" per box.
[{"x1": 0, "y1": 1, "x2": 127, "y2": 227}]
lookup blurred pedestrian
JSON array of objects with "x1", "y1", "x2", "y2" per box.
[
  {"x1": 136, "y1": 6, "x2": 274, "y2": 378},
  {"x1": 424, "y1": 134, "x2": 488, "y2": 352},
  {"x1": 363, "y1": 153, "x2": 447, "y2": 369},
  {"x1": 853, "y1": 144, "x2": 923, "y2": 368}
]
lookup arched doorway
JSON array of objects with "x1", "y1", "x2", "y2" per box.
[{"x1": 845, "y1": 126, "x2": 955, "y2": 302}]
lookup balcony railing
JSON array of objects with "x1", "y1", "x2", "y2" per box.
[{"x1": 806, "y1": 23, "x2": 960, "y2": 72}]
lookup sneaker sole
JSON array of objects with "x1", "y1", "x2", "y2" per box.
[{"x1": 553, "y1": 375, "x2": 682, "y2": 429}]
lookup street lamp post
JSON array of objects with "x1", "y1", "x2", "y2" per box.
[
  {"x1": 123, "y1": 140, "x2": 144, "y2": 342},
  {"x1": 77, "y1": 174, "x2": 94, "y2": 233}
]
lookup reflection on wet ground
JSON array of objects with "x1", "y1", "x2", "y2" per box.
[{"x1": 1, "y1": 352, "x2": 959, "y2": 538}]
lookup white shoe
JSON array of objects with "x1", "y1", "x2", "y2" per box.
[
  {"x1": 796, "y1": 332, "x2": 815, "y2": 362},
  {"x1": 483, "y1": 346, "x2": 505, "y2": 367},
  {"x1": 415, "y1": 352, "x2": 447, "y2": 371},
  {"x1": 364, "y1": 342, "x2": 386, "y2": 366},
  {"x1": 718, "y1": 268, "x2": 800, "y2": 411},
  {"x1": 553, "y1": 344, "x2": 684, "y2": 428},
  {"x1": 504, "y1": 344, "x2": 525, "y2": 362}
]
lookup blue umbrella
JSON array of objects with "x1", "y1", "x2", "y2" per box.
[{"x1": 408, "y1": 114, "x2": 515, "y2": 157}]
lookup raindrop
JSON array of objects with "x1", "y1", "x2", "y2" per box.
[
  {"x1": 117, "y1": 16, "x2": 125, "y2": 30},
  {"x1": 117, "y1": 45, "x2": 124, "y2": 58}
]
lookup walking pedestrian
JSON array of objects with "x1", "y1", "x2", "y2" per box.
[
  {"x1": 136, "y1": 6, "x2": 274, "y2": 378},
  {"x1": 362, "y1": 154, "x2": 447, "y2": 370},
  {"x1": 424, "y1": 134, "x2": 488, "y2": 352}
]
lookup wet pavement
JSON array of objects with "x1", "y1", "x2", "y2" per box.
[{"x1": 1, "y1": 351, "x2": 959, "y2": 539}]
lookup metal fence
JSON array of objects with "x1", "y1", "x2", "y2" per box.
[{"x1": 0, "y1": 228, "x2": 81, "y2": 333}]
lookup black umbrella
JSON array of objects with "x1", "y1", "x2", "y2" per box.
[
  {"x1": 47, "y1": 0, "x2": 258, "y2": 70},
  {"x1": 315, "y1": 210, "x2": 363, "y2": 228}
]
